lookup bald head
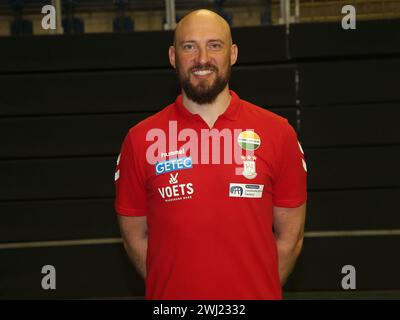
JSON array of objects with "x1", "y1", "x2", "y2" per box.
[
  {"x1": 169, "y1": 9, "x2": 238, "y2": 105},
  {"x1": 174, "y1": 9, "x2": 232, "y2": 47}
]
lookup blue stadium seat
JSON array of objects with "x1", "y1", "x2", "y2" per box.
[
  {"x1": 113, "y1": 16, "x2": 134, "y2": 32},
  {"x1": 62, "y1": 18, "x2": 84, "y2": 34},
  {"x1": 8, "y1": 0, "x2": 33, "y2": 35},
  {"x1": 11, "y1": 19, "x2": 33, "y2": 35}
]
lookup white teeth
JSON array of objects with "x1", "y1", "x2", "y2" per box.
[{"x1": 193, "y1": 70, "x2": 213, "y2": 76}]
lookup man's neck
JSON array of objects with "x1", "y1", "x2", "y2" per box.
[{"x1": 181, "y1": 86, "x2": 232, "y2": 129}]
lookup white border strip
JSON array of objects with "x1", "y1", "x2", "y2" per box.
[{"x1": 1, "y1": 229, "x2": 400, "y2": 250}]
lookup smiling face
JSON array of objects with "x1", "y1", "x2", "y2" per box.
[{"x1": 169, "y1": 10, "x2": 238, "y2": 104}]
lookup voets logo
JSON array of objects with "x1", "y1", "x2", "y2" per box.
[{"x1": 158, "y1": 173, "x2": 194, "y2": 202}]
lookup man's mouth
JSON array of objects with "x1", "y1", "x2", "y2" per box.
[{"x1": 193, "y1": 69, "x2": 213, "y2": 76}]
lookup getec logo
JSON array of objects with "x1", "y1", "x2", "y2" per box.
[{"x1": 155, "y1": 156, "x2": 193, "y2": 175}]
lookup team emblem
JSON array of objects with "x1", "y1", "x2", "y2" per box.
[
  {"x1": 242, "y1": 160, "x2": 257, "y2": 179},
  {"x1": 238, "y1": 131, "x2": 261, "y2": 151},
  {"x1": 240, "y1": 155, "x2": 257, "y2": 179}
]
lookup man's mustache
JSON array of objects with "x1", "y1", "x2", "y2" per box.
[{"x1": 190, "y1": 64, "x2": 218, "y2": 73}]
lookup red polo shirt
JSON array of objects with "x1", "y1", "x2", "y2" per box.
[{"x1": 115, "y1": 90, "x2": 307, "y2": 300}]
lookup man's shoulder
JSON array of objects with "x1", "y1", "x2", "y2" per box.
[
  {"x1": 128, "y1": 102, "x2": 175, "y2": 136},
  {"x1": 240, "y1": 98, "x2": 289, "y2": 128}
]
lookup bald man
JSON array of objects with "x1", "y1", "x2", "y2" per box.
[{"x1": 115, "y1": 9, "x2": 307, "y2": 300}]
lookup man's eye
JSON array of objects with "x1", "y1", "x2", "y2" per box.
[
  {"x1": 210, "y1": 43, "x2": 222, "y2": 49},
  {"x1": 183, "y1": 44, "x2": 194, "y2": 50}
]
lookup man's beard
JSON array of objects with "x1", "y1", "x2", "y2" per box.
[{"x1": 176, "y1": 62, "x2": 231, "y2": 105}]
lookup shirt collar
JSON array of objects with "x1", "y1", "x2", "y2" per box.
[{"x1": 174, "y1": 89, "x2": 241, "y2": 121}]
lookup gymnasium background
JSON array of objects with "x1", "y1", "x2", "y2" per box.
[{"x1": 0, "y1": 0, "x2": 399, "y2": 299}]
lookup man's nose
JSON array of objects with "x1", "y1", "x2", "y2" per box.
[{"x1": 197, "y1": 46, "x2": 210, "y2": 65}]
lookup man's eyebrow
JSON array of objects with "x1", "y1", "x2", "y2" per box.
[
  {"x1": 178, "y1": 40, "x2": 196, "y2": 45},
  {"x1": 178, "y1": 39, "x2": 225, "y2": 45}
]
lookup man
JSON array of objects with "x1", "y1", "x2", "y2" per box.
[{"x1": 114, "y1": 9, "x2": 307, "y2": 300}]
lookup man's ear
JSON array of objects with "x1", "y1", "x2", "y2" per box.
[
  {"x1": 169, "y1": 46, "x2": 176, "y2": 69},
  {"x1": 230, "y1": 44, "x2": 238, "y2": 66}
]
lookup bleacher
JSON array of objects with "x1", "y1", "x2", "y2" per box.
[{"x1": 1, "y1": 0, "x2": 400, "y2": 36}]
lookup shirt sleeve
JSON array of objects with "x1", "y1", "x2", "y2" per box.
[
  {"x1": 114, "y1": 131, "x2": 147, "y2": 216},
  {"x1": 272, "y1": 121, "x2": 307, "y2": 208}
]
